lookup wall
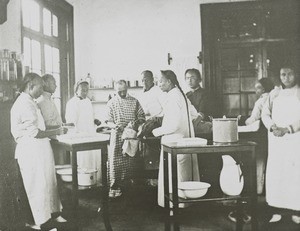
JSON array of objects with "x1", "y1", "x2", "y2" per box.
[
  {"x1": 69, "y1": 0, "x2": 252, "y2": 89},
  {"x1": 0, "y1": 0, "x2": 22, "y2": 53}
]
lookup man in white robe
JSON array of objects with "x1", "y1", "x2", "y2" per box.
[{"x1": 65, "y1": 80, "x2": 102, "y2": 181}]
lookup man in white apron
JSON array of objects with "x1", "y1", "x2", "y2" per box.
[
  {"x1": 262, "y1": 65, "x2": 300, "y2": 224},
  {"x1": 152, "y1": 70, "x2": 200, "y2": 208},
  {"x1": 11, "y1": 73, "x2": 67, "y2": 229},
  {"x1": 65, "y1": 79, "x2": 102, "y2": 183}
]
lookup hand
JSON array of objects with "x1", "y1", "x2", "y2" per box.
[
  {"x1": 58, "y1": 127, "x2": 68, "y2": 135},
  {"x1": 270, "y1": 124, "x2": 277, "y2": 132},
  {"x1": 272, "y1": 127, "x2": 288, "y2": 137}
]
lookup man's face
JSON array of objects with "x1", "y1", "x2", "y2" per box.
[
  {"x1": 280, "y1": 68, "x2": 296, "y2": 88},
  {"x1": 31, "y1": 78, "x2": 44, "y2": 99},
  {"x1": 77, "y1": 83, "x2": 89, "y2": 99},
  {"x1": 142, "y1": 75, "x2": 153, "y2": 91},
  {"x1": 158, "y1": 75, "x2": 170, "y2": 92},
  {"x1": 254, "y1": 82, "x2": 264, "y2": 97},
  {"x1": 45, "y1": 77, "x2": 57, "y2": 94},
  {"x1": 185, "y1": 71, "x2": 200, "y2": 89},
  {"x1": 116, "y1": 84, "x2": 127, "y2": 98}
]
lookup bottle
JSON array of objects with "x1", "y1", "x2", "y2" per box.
[{"x1": 86, "y1": 73, "x2": 91, "y2": 88}]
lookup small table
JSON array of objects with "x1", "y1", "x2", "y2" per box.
[
  {"x1": 162, "y1": 140, "x2": 257, "y2": 231},
  {"x1": 51, "y1": 134, "x2": 112, "y2": 231}
]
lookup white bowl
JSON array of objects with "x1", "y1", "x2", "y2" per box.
[
  {"x1": 178, "y1": 181, "x2": 211, "y2": 199},
  {"x1": 56, "y1": 167, "x2": 98, "y2": 186},
  {"x1": 56, "y1": 168, "x2": 72, "y2": 182}
]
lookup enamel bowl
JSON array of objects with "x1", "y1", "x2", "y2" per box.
[{"x1": 178, "y1": 181, "x2": 211, "y2": 199}]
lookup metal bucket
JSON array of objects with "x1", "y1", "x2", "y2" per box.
[{"x1": 212, "y1": 118, "x2": 238, "y2": 143}]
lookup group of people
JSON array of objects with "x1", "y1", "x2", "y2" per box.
[{"x1": 9, "y1": 62, "x2": 300, "y2": 229}]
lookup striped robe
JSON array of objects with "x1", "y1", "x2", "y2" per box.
[{"x1": 107, "y1": 94, "x2": 145, "y2": 188}]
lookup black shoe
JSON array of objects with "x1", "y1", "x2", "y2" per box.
[{"x1": 228, "y1": 211, "x2": 251, "y2": 223}]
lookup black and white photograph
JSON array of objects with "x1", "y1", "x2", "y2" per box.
[{"x1": 0, "y1": 0, "x2": 299, "y2": 230}]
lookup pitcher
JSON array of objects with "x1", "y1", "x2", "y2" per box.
[{"x1": 220, "y1": 155, "x2": 244, "y2": 196}]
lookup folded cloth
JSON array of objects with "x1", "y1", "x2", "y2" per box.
[
  {"x1": 122, "y1": 127, "x2": 137, "y2": 139},
  {"x1": 122, "y1": 139, "x2": 139, "y2": 157}
]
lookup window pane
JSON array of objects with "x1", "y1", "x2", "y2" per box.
[
  {"x1": 53, "y1": 72, "x2": 61, "y2": 98},
  {"x1": 43, "y1": 8, "x2": 51, "y2": 36},
  {"x1": 31, "y1": 40, "x2": 41, "y2": 72},
  {"x1": 223, "y1": 94, "x2": 240, "y2": 116},
  {"x1": 23, "y1": 37, "x2": 31, "y2": 68},
  {"x1": 53, "y1": 14, "x2": 58, "y2": 37},
  {"x1": 30, "y1": 0, "x2": 40, "y2": 31},
  {"x1": 52, "y1": 47, "x2": 60, "y2": 73},
  {"x1": 44, "y1": 44, "x2": 53, "y2": 72},
  {"x1": 22, "y1": 0, "x2": 31, "y2": 28}
]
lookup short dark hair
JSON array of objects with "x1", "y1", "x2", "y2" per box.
[
  {"x1": 141, "y1": 70, "x2": 154, "y2": 81},
  {"x1": 185, "y1": 68, "x2": 201, "y2": 81},
  {"x1": 20, "y1": 72, "x2": 41, "y2": 92},
  {"x1": 42, "y1": 74, "x2": 54, "y2": 83},
  {"x1": 258, "y1": 78, "x2": 274, "y2": 93}
]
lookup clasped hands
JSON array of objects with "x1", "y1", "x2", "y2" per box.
[{"x1": 270, "y1": 124, "x2": 290, "y2": 137}]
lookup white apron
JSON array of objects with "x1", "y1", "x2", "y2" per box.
[
  {"x1": 75, "y1": 99, "x2": 102, "y2": 183},
  {"x1": 266, "y1": 90, "x2": 300, "y2": 211},
  {"x1": 16, "y1": 108, "x2": 61, "y2": 225},
  {"x1": 156, "y1": 88, "x2": 200, "y2": 208},
  {"x1": 157, "y1": 134, "x2": 200, "y2": 208}
]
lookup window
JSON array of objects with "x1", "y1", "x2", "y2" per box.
[{"x1": 21, "y1": 0, "x2": 74, "y2": 117}]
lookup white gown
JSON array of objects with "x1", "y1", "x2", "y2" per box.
[
  {"x1": 266, "y1": 88, "x2": 300, "y2": 211},
  {"x1": 11, "y1": 93, "x2": 61, "y2": 225},
  {"x1": 65, "y1": 96, "x2": 102, "y2": 182},
  {"x1": 153, "y1": 88, "x2": 200, "y2": 207}
]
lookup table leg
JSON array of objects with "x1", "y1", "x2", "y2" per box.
[
  {"x1": 171, "y1": 154, "x2": 179, "y2": 231},
  {"x1": 71, "y1": 151, "x2": 79, "y2": 230},
  {"x1": 250, "y1": 148, "x2": 258, "y2": 231},
  {"x1": 101, "y1": 145, "x2": 113, "y2": 231},
  {"x1": 236, "y1": 199, "x2": 243, "y2": 231},
  {"x1": 163, "y1": 151, "x2": 170, "y2": 231}
]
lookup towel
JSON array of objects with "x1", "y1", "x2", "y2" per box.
[{"x1": 122, "y1": 139, "x2": 139, "y2": 157}]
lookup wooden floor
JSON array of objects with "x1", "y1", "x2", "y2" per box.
[{"x1": 59, "y1": 183, "x2": 299, "y2": 231}]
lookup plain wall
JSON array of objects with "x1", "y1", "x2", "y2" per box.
[
  {"x1": 1, "y1": 0, "x2": 253, "y2": 87},
  {"x1": 68, "y1": 0, "x2": 252, "y2": 88},
  {"x1": 0, "y1": 0, "x2": 22, "y2": 53}
]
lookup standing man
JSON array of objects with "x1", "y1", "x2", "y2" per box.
[
  {"x1": 37, "y1": 74, "x2": 62, "y2": 129},
  {"x1": 185, "y1": 68, "x2": 215, "y2": 121},
  {"x1": 138, "y1": 70, "x2": 165, "y2": 119},
  {"x1": 106, "y1": 80, "x2": 145, "y2": 198},
  {"x1": 37, "y1": 74, "x2": 66, "y2": 165},
  {"x1": 185, "y1": 69, "x2": 222, "y2": 193},
  {"x1": 65, "y1": 80, "x2": 102, "y2": 180},
  {"x1": 11, "y1": 73, "x2": 67, "y2": 229}
]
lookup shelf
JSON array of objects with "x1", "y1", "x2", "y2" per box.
[
  {"x1": 91, "y1": 101, "x2": 107, "y2": 104},
  {"x1": 58, "y1": 180, "x2": 103, "y2": 191},
  {"x1": 167, "y1": 193, "x2": 249, "y2": 204},
  {"x1": 89, "y1": 86, "x2": 143, "y2": 90},
  {"x1": 89, "y1": 87, "x2": 113, "y2": 90}
]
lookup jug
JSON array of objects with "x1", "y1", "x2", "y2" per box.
[{"x1": 219, "y1": 155, "x2": 244, "y2": 196}]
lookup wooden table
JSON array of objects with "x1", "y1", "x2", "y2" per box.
[
  {"x1": 162, "y1": 140, "x2": 257, "y2": 231},
  {"x1": 51, "y1": 134, "x2": 112, "y2": 231}
]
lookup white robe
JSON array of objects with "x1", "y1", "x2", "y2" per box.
[
  {"x1": 65, "y1": 96, "x2": 102, "y2": 182},
  {"x1": 263, "y1": 86, "x2": 300, "y2": 210},
  {"x1": 10, "y1": 93, "x2": 61, "y2": 225},
  {"x1": 153, "y1": 87, "x2": 200, "y2": 207}
]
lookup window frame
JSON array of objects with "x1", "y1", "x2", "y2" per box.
[{"x1": 21, "y1": 0, "x2": 75, "y2": 120}]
